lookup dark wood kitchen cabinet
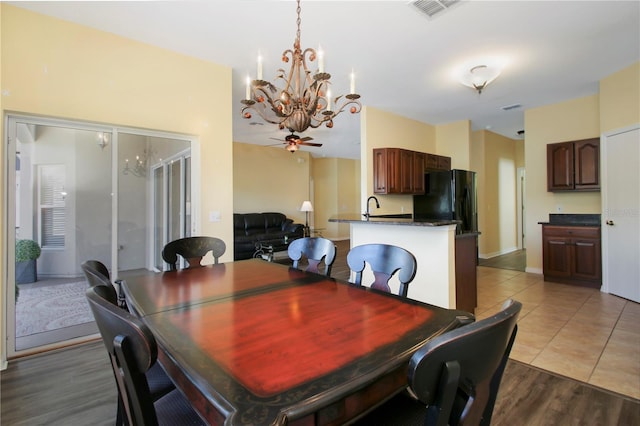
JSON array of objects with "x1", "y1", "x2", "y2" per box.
[
  {"x1": 455, "y1": 233, "x2": 477, "y2": 313},
  {"x1": 547, "y1": 138, "x2": 600, "y2": 191},
  {"x1": 373, "y1": 148, "x2": 425, "y2": 195},
  {"x1": 425, "y1": 153, "x2": 451, "y2": 172},
  {"x1": 542, "y1": 225, "x2": 601, "y2": 288}
]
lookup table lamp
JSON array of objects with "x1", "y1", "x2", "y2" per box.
[{"x1": 300, "y1": 201, "x2": 313, "y2": 237}]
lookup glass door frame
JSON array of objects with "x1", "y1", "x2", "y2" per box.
[{"x1": 2, "y1": 113, "x2": 200, "y2": 360}]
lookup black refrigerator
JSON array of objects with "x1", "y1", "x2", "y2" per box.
[{"x1": 413, "y1": 169, "x2": 478, "y2": 234}]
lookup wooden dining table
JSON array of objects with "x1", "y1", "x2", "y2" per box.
[{"x1": 122, "y1": 259, "x2": 472, "y2": 425}]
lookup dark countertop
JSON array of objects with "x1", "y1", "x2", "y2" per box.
[
  {"x1": 329, "y1": 214, "x2": 460, "y2": 227},
  {"x1": 329, "y1": 213, "x2": 461, "y2": 226},
  {"x1": 538, "y1": 213, "x2": 601, "y2": 227}
]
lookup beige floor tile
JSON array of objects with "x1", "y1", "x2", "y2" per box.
[
  {"x1": 475, "y1": 265, "x2": 640, "y2": 399},
  {"x1": 589, "y1": 330, "x2": 640, "y2": 399},
  {"x1": 532, "y1": 344, "x2": 598, "y2": 382}
]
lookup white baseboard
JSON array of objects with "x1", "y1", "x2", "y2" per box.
[
  {"x1": 526, "y1": 267, "x2": 543, "y2": 275},
  {"x1": 479, "y1": 246, "x2": 519, "y2": 259}
]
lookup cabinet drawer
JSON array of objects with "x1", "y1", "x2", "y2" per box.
[{"x1": 542, "y1": 225, "x2": 600, "y2": 239}]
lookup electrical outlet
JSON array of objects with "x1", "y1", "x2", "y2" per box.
[
  {"x1": 556, "y1": 205, "x2": 562, "y2": 212},
  {"x1": 209, "y1": 211, "x2": 221, "y2": 222}
]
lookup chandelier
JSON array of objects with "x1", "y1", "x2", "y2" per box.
[
  {"x1": 241, "y1": 0, "x2": 361, "y2": 133},
  {"x1": 122, "y1": 149, "x2": 154, "y2": 178}
]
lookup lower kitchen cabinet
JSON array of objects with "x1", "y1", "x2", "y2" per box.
[
  {"x1": 542, "y1": 225, "x2": 601, "y2": 288},
  {"x1": 455, "y1": 233, "x2": 478, "y2": 312}
]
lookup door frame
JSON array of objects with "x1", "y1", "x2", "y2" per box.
[{"x1": 2, "y1": 114, "x2": 200, "y2": 362}]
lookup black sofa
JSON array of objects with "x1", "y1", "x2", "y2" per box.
[{"x1": 233, "y1": 212, "x2": 305, "y2": 260}]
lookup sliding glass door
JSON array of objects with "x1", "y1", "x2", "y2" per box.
[{"x1": 4, "y1": 115, "x2": 195, "y2": 357}]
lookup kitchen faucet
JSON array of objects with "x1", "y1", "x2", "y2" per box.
[{"x1": 364, "y1": 196, "x2": 380, "y2": 220}]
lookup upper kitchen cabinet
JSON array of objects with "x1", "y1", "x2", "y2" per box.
[
  {"x1": 373, "y1": 148, "x2": 425, "y2": 195},
  {"x1": 547, "y1": 138, "x2": 600, "y2": 192},
  {"x1": 425, "y1": 153, "x2": 451, "y2": 172}
]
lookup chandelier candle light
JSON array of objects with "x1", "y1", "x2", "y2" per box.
[{"x1": 241, "y1": 0, "x2": 361, "y2": 133}]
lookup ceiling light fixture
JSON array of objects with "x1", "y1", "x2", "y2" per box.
[
  {"x1": 286, "y1": 141, "x2": 299, "y2": 153},
  {"x1": 241, "y1": 0, "x2": 361, "y2": 133},
  {"x1": 460, "y1": 64, "x2": 501, "y2": 94}
]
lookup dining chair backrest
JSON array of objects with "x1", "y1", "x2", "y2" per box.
[
  {"x1": 81, "y1": 260, "x2": 118, "y2": 305},
  {"x1": 86, "y1": 285, "x2": 162, "y2": 426},
  {"x1": 346, "y1": 243, "x2": 417, "y2": 297},
  {"x1": 409, "y1": 299, "x2": 522, "y2": 426},
  {"x1": 161, "y1": 236, "x2": 226, "y2": 271},
  {"x1": 287, "y1": 237, "x2": 337, "y2": 276}
]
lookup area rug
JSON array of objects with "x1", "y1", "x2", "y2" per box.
[{"x1": 15, "y1": 280, "x2": 94, "y2": 338}]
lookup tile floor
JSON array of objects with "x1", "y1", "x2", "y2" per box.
[{"x1": 475, "y1": 266, "x2": 640, "y2": 400}]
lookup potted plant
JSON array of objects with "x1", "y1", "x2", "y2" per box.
[{"x1": 16, "y1": 239, "x2": 41, "y2": 284}]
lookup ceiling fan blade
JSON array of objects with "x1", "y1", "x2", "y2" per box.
[
  {"x1": 298, "y1": 141, "x2": 323, "y2": 147},
  {"x1": 299, "y1": 136, "x2": 314, "y2": 142},
  {"x1": 269, "y1": 137, "x2": 283, "y2": 141},
  {"x1": 265, "y1": 142, "x2": 285, "y2": 147}
]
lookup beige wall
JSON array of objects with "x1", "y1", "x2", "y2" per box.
[
  {"x1": 436, "y1": 120, "x2": 472, "y2": 170},
  {"x1": 473, "y1": 130, "x2": 519, "y2": 258},
  {"x1": 233, "y1": 142, "x2": 311, "y2": 224},
  {"x1": 1, "y1": 5, "x2": 233, "y2": 358},
  {"x1": 600, "y1": 62, "x2": 640, "y2": 132},
  {"x1": 313, "y1": 158, "x2": 360, "y2": 240},
  {"x1": 524, "y1": 95, "x2": 601, "y2": 272}
]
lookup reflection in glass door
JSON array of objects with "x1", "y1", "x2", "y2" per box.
[
  {"x1": 117, "y1": 134, "x2": 191, "y2": 276},
  {"x1": 152, "y1": 153, "x2": 192, "y2": 271}
]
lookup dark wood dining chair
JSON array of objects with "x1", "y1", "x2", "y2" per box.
[
  {"x1": 346, "y1": 243, "x2": 417, "y2": 297},
  {"x1": 86, "y1": 285, "x2": 205, "y2": 426},
  {"x1": 81, "y1": 259, "x2": 128, "y2": 308},
  {"x1": 353, "y1": 299, "x2": 522, "y2": 426},
  {"x1": 81, "y1": 260, "x2": 176, "y2": 426},
  {"x1": 287, "y1": 237, "x2": 337, "y2": 276},
  {"x1": 161, "y1": 236, "x2": 226, "y2": 271}
]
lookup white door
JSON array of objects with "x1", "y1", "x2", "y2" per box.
[{"x1": 602, "y1": 125, "x2": 640, "y2": 302}]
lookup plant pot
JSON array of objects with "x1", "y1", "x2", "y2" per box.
[{"x1": 16, "y1": 260, "x2": 37, "y2": 284}]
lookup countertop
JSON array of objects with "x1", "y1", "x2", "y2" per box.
[
  {"x1": 538, "y1": 213, "x2": 601, "y2": 227},
  {"x1": 329, "y1": 214, "x2": 460, "y2": 227}
]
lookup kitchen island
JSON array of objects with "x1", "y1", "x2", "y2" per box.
[{"x1": 329, "y1": 215, "x2": 477, "y2": 311}]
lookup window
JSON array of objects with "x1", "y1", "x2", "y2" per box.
[{"x1": 38, "y1": 165, "x2": 66, "y2": 248}]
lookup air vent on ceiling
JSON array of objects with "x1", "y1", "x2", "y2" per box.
[
  {"x1": 410, "y1": 0, "x2": 462, "y2": 19},
  {"x1": 501, "y1": 103, "x2": 522, "y2": 111}
]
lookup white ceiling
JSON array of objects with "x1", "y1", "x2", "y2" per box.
[{"x1": 10, "y1": 1, "x2": 640, "y2": 159}]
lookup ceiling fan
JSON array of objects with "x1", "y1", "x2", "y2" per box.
[{"x1": 268, "y1": 132, "x2": 323, "y2": 152}]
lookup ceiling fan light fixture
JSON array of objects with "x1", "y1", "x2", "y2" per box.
[{"x1": 286, "y1": 141, "x2": 299, "y2": 153}]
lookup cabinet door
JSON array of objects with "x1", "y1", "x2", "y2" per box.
[
  {"x1": 412, "y1": 152, "x2": 426, "y2": 194},
  {"x1": 547, "y1": 142, "x2": 574, "y2": 191},
  {"x1": 400, "y1": 149, "x2": 414, "y2": 193},
  {"x1": 437, "y1": 155, "x2": 452, "y2": 171},
  {"x1": 574, "y1": 138, "x2": 600, "y2": 190},
  {"x1": 373, "y1": 149, "x2": 387, "y2": 194},
  {"x1": 386, "y1": 148, "x2": 400, "y2": 193},
  {"x1": 425, "y1": 154, "x2": 438, "y2": 171},
  {"x1": 543, "y1": 235, "x2": 572, "y2": 278},
  {"x1": 572, "y1": 237, "x2": 601, "y2": 281}
]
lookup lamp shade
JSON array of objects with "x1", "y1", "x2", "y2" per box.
[{"x1": 300, "y1": 201, "x2": 313, "y2": 212}]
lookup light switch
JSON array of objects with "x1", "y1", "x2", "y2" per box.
[{"x1": 209, "y1": 211, "x2": 221, "y2": 222}]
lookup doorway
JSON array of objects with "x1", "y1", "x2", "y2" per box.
[{"x1": 4, "y1": 115, "x2": 194, "y2": 357}]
